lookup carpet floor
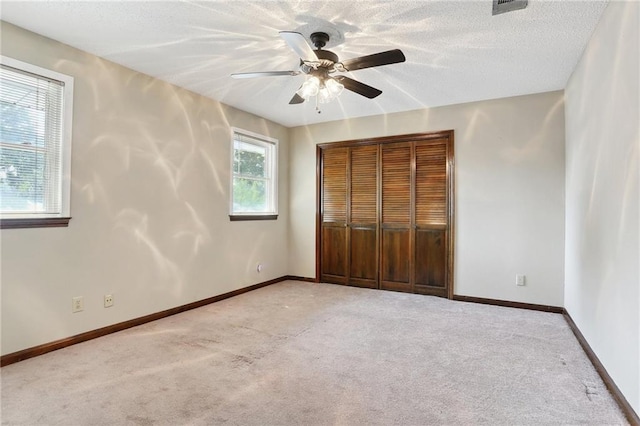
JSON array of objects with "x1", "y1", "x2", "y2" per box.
[{"x1": 1, "y1": 281, "x2": 628, "y2": 425}]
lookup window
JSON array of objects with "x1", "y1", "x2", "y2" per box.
[
  {"x1": 0, "y1": 56, "x2": 73, "y2": 229},
  {"x1": 230, "y1": 128, "x2": 278, "y2": 220}
]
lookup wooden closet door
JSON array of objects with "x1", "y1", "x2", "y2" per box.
[
  {"x1": 321, "y1": 147, "x2": 348, "y2": 284},
  {"x1": 380, "y1": 143, "x2": 412, "y2": 292},
  {"x1": 317, "y1": 130, "x2": 454, "y2": 298},
  {"x1": 349, "y1": 145, "x2": 378, "y2": 288},
  {"x1": 414, "y1": 140, "x2": 448, "y2": 297}
]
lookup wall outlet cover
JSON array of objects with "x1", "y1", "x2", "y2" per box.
[
  {"x1": 72, "y1": 296, "x2": 84, "y2": 313},
  {"x1": 104, "y1": 294, "x2": 114, "y2": 308}
]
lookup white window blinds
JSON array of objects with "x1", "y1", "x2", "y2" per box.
[{"x1": 0, "y1": 64, "x2": 65, "y2": 215}]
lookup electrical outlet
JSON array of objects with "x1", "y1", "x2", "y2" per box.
[
  {"x1": 72, "y1": 296, "x2": 84, "y2": 313},
  {"x1": 516, "y1": 274, "x2": 526, "y2": 286},
  {"x1": 104, "y1": 294, "x2": 114, "y2": 308}
]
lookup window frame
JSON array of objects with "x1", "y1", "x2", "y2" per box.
[
  {"x1": 0, "y1": 56, "x2": 74, "y2": 229},
  {"x1": 229, "y1": 127, "x2": 278, "y2": 221}
]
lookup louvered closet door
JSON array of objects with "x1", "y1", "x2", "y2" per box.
[
  {"x1": 318, "y1": 130, "x2": 454, "y2": 298},
  {"x1": 414, "y1": 140, "x2": 448, "y2": 296},
  {"x1": 380, "y1": 143, "x2": 412, "y2": 292},
  {"x1": 321, "y1": 147, "x2": 348, "y2": 284},
  {"x1": 349, "y1": 145, "x2": 378, "y2": 288}
]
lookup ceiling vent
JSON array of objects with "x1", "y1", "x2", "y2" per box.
[{"x1": 492, "y1": 0, "x2": 528, "y2": 15}]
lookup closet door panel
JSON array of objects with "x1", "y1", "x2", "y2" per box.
[
  {"x1": 380, "y1": 228, "x2": 411, "y2": 291},
  {"x1": 415, "y1": 228, "x2": 446, "y2": 296},
  {"x1": 415, "y1": 140, "x2": 447, "y2": 226},
  {"x1": 350, "y1": 226, "x2": 377, "y2": 288},
  {"x1": 348, "y1": 145, "x2": 378, "y2": 288},
  {"x1": 381, "y1": 144, "x2": 411, "y2": 225},
  {"x1": 350, "y1": 145, "x2": 377, "y2": 224},
  {"x1": 321, "y1": 147, "x2": 348, "y2": 283},
  {"x1": 414, "y1": 139, "x2": 448, "y2": 296},
  {"x1": 322, "y1": 226, "x2": 347, "y2": 283},
  {"x1": 322, "y1": 148, "x2": 348, "y2": 223},
  {"x1": 380, "y1": 143, "x2": 411, "y2": 291}
]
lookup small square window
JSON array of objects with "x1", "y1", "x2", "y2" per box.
[{"x1": 230, "y1": 129, "x2": 278, "y2": 221}]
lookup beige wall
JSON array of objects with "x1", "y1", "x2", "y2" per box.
[
  {"x1": 564, "y1": 1, "x2": 639, "y2": 413},
  {"x1": 289, "y1": 91, "x2": 566, "y2": 307},
  {"x1": 0, "y1": 22, "x2": 290, "y2": 355},
  {"x1": 0, "y1": 21, "x2": 567, "y2": 357},
  {"x1": 3, "y1": 9, "x2": 636, "y2": 414}
]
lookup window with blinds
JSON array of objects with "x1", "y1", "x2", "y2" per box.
[
  {"x1": 0, "y1": 56, "x2": 73, "y2": 225},
  {"x1": 230, "y1": 128, "x2": 278, "y2": 219}
]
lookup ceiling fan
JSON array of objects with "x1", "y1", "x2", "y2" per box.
[{"x1": 231, "y1": 31, "x2": 406, "y2": 106}]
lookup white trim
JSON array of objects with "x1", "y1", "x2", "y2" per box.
[
  {"x1": 230, "y1": 127, "x2": 278, "y2": 216},
  {"x1": 230, "y1": 126, "x2": 277, "y2": 145},
  {"x1": 0, "y1": 55, "x2": 74, "y2": 218}
]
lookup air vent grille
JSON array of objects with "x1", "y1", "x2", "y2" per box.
[{"x1": 492, "y1": 0, "x2": 528, "y2": 15}]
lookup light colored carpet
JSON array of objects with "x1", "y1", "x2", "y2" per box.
[{"x1": 1, "y1": 281, "x2": 628, "y2": 425}]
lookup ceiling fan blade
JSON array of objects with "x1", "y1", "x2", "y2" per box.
[
  {"x1": 289, "y1": 92, "x2": 305, "y2": 105},
  {"x1": 231, "y1": 71, "x2": 300, "y2": 79},
  {"x1": 334, "y1": 76, "x2": 382, "y2": 99},
  {"x1": 340, "y1": 49, "x2": 406, "y2": 72},
  {"x1": 279, "y1": 31, "x2": 317, "y2": 62}
]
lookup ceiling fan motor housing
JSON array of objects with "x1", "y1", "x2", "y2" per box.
[
  {"x1": 314, "y1": 49, "x2": 339, "y2": 65},
  {"x1": 310, "y1": 32, "x2": 330, "y2": 49},
  {"x1": 310, "y1": 32, "x2": 339, "y2": 66}
]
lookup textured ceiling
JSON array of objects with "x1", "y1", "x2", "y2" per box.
[{"x1": 1, "y1": 1, "x2": 608, "y2": 127}]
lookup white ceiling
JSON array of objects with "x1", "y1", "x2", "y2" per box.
[{"x1": 1, "y1": 1, "x2": 608, "y2": 128}]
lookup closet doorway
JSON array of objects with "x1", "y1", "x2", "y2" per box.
[{"x1": 316, "y1": 131, "x2": 455, "y2": 298}]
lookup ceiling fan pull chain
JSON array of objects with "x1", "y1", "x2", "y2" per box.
[{"x1": 315, "y1": 95, "x2": 321, "y2": 114}]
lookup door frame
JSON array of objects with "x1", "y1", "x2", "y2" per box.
[{"x1": 316, "y1": 130, "x2": 455, "y2": 299}]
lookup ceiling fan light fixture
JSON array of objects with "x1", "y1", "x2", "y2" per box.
[
  {"x1": 318, "y1": 78, "x2": 344, "y2": 104},
  {"x1": 325, "y1": 77, "x2": 344, "y2": 97},
  {"x1": 297, "y1": 76, "x2": 320, "y2": 99},
  {"x1": 318, "y1": 87, "x2": 331, "y2": 104},
  {"x1": 233, "y1": 31, "x2": 405, "y2": 108}
]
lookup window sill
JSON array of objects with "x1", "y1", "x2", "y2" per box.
[
  {"x1": 229, "y1": 214, "x2": 278, "y2": 222},
  {"x1": 0, "y1": 217, "x2": 71, "y2": 229}
]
